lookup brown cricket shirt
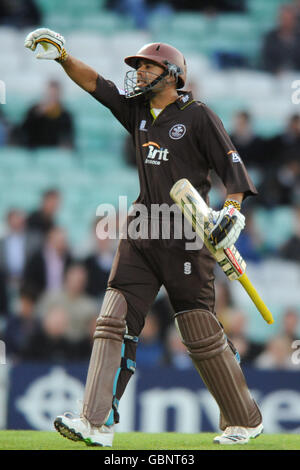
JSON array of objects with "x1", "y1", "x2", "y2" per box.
[{"x1": 90, "y1": 75, "x2": 257, "y2": 210}]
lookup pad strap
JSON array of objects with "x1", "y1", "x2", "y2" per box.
[{"x1": 105, "y1": 337, "x2": 137, "y2": 426}]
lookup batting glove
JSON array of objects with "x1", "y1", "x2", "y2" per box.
[
  {"x1": 208, "y1": 200, "x2": 245, "y2": 250},
  {"x1": 24, "y1": 28, "x2": 68, "y2": 63}
]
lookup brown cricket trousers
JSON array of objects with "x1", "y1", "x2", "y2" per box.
[
  {"x1": 86, "y1": 223, "x2": 261, "y2": 429},
  {"x1": 107, "y1": 231, "x2": 217, "y2": 404}
]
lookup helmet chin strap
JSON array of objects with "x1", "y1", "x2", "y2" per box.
[{"x1": 133, "y1": 68, "x2": 170, "y2": 96}]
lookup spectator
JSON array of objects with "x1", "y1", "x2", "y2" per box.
[
  {"x1": 23, "y1": 226, "x2": 73, "y2": 298},
  {"x1": 261, "y1": 4, "x2": 300, "y2": 74},
  {"x1": 268, "y1": 114, "x2": 300, "y2": 166},
  {"x1": 224, "y1": 309, "x2": 264, "y2": 364},
  {"x1": 259, "y1": 116, "x2": 300, "y2": 206},
  {"x1": 0, "y1": 108, "x2": 10, "y2": 147},
  {"x1": 0, "y1": 0, "x2": 41, "y2": 28},
  {"x1": 235, "y1": 208, "x2": 264, "y2": 262},
  {"x1": 36, "y1": 263, "x2": 98, "y2": 343},
  {"x1": 164, "y1": 324, "x2": 192, "y2": 369},
  {"x1": 170, "y1": 0, "x2": 246, "y2": 13},
  {"x1": 106, "y1": 0, "x2": 150, "y2": 29},
  {"x1": 5, "y1": 285, "x2": 39, "y2": 360},
  {"x1": 83, "y1": 219, "x2": 115, "y2": 300},
  {"x1": 27, "y1": 189, "x2": 61, "y2": 239},
  {"x1": 254, "y1": 335, "x2": 300, "y2": 370},
  {"x1": 20, "y1": 80, "x2": 74, "y2": 149},
  {"x1": 137, "y1": 312, "x2": 164, "y2": 366},
  {"x1": 0, "y1": 268, "x2": 8, "y2": 319},
  {"x1": 279, "y1": 205, "x2": 300, "y2": 261},
  {"x1": 0, "y1": 209, "x2": 40, "y2": 286},
  {"x1": 281, "y1": 307, "x2": 300, "y2": 342},
  {"x1": 22, "y1": 305, "x2": 91, "y2": 362},
  {"x1": 230, "y1": 111, "x2": 267, "y2": 169},
  {"x1": 214, "y1": 280, "x2": 234, "y2": 326}
]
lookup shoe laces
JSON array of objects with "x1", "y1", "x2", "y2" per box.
[{"x1": 224, "y1": 426, "x2": 248, "y2": 438}]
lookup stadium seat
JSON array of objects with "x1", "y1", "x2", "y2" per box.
[
  {"x1": 214, "y1": 14, "x2": 256, "y2": 39},
  {"x1": 0, "y1": 147, "x2": 31, "y2": 162},
  {"x1": 169, "y1": 12, "x2": 209, "y2": 37}
]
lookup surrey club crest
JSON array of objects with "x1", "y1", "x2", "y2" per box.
[{"x1": 169, "y1": 124, "x2": 186, "y2": 140}]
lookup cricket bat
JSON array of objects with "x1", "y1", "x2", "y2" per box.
[{"x1": 170, "y1": 178, "x2": 274, "y2": 325}]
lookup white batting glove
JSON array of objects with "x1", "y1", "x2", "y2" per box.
[
  {"x1": 24, "y1": 28, "x2": 67, "y2": 62},
  {"x1": 208, "y1": 201, "x2": 245, "y2": 250}
]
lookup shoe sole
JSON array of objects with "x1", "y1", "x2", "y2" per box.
[
  {"x1": 54, "y1": 417, "x2": 84, "y2": 442},
  {"x1": 54, "y1": 417, "x2": 107, "y2": 447}
]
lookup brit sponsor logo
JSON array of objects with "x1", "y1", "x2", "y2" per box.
[
  {"x1": 143, "y1": 141, "x2": 169, "y2": 165},
  {"x1": 169, "y1": 124, "x2": 186, "y2": 140}
]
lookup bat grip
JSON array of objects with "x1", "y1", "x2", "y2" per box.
[{"x1": 238, "y1": 273, "x2": 274, "y2": 325}]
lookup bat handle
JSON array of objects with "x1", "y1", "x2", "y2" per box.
[{"x1": 238, "y1": 273, "x2": 274, "y2": 325}]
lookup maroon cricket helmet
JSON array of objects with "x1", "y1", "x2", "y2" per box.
[{"x1": 124, "y1": 42, "x2": 187, "y2": 89}]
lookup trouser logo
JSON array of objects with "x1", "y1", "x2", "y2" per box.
[{"x1": 184, "y1": 262, "x2": 192, "y2": 275}]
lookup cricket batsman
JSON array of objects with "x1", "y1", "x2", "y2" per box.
[{"x1": 25, "y1": 28, "x2": 263, "y2": 446}]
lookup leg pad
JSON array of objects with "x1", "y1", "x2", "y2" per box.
[
  {"x1": 82, "y1": 288, "x2": 127, "y2": 426},
  {"x1": 175, "y1": 309, "x2": 262, "y2": 429}
]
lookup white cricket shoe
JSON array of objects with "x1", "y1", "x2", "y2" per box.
[
  {"x1": 54, "y1": 414, "x2": 114, "y2": 447},
  {"x1": 213, "y1": 423, "x2": 263, "y2": 445}
]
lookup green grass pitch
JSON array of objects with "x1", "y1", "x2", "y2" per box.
[{"x1": 0, "y1": 431, "x2": 299, "y2": 450}]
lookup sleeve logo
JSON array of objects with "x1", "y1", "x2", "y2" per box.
[
  {"x1": 227, "y1": 150, "x2": 241, "y2": 163},
  {"x1": 169, "y1": 124, "x2": 186, "y2": 140}
]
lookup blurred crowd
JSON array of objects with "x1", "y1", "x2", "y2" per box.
[
  {"x1": 0, "y1": 1, "x2": 247, "y2": 30},
  {"x1": 0, "y1": 0, "x2": 299, "y2": 370}
]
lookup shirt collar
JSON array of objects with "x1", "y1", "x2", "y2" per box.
[
  {"x1": 143, "y1": 90, "x2": 194, "y2": 110},
  {"x1": 175, "y1": 91, "x2": 194, "y2": 110}
]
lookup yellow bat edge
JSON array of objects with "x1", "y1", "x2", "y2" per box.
[{"x1": 238, "y1": 273, "x2": 274, "y2": 324}]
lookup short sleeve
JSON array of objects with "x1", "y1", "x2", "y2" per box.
[{"x1": 198, "y1": 104, "x2": 258, "y2": 199}]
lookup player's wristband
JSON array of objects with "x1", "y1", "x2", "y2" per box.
[
  {"x1": 55, "y1": 47, "x2": 68, "y2": 64},
  {"x1": 223, "y1": 199, "x2": 241, "y2": 211}
]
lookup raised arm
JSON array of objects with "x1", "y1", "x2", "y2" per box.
[
  {"x1": 60, "y1": 55, "x2": 98, "y2": 93},
  {"x1": 24, "y1": 28, "x2": 98, "y2": 93}
]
